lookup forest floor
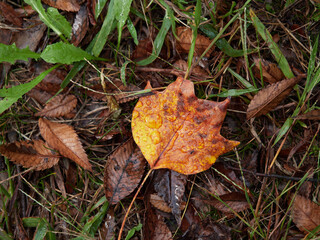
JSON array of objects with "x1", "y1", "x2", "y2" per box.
[{"x1": 0, "y1": 0, "x2": 320, "y2": 239}]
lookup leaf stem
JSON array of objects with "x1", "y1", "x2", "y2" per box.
[{"x1": 118, "y1": 168, "x2": 153, "y2": 240}]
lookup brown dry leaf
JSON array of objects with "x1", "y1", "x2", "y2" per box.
[
  {"x1": 0, "y1": 2, "x2": 23, "y2": 27},
  {"x1": 252, "y1": 57, "x2": 285, "y2": 83},
  {"x1": 150, "y1": 194, "x2": 173, "y2": 213},
  {"x1": 132, "y1": 77, "x2": 239, "y2": 175},
  {"x1": 27, "y1": 88, "x2": 53, "y2": 105},
  {"x1": 35, "y1": 94, "x2": 77, "y2": 118},
  {"x1": 0, "y1": 140, "x2": 59, "y2": 170},
  {"x1": 144, "y1": 206, "x2": 173, "y2": 240},
  {"x1": 42, "y1": 0, "x2": 80, "y2": 12},
  {"x1": 38, "y1": 118, "x2": 92, "y2": 171},
  {"x1": 292, "y1": 195, "x2": 320, "y2": 234},
  {"x1": 295, "y1": 109, "x2": 320, "y2": 120},
  {"x1": 104, "y1": 138, "x2": 146, "y2": 204},
  {"x1": 204, "y1": 192, "x2": 250, "y2": 213},
  {"x1": 173, "y1": 59, "x2": 209, "y2": 78},
  {"x1": 176, "y1": 27, "x2": 214, "y2": 57},
  {"x1": 247, "y1": 75, "x2": 303, "y2": 120}
]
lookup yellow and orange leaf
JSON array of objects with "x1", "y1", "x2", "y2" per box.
[{"x1": 132, "y1": 77, "x2": 239, "y2": 175}]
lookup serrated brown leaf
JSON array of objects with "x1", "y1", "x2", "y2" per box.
[
  {"x1": 176, "y1": 27, "x2": 214, "y2": 57},
  {"x1": 247, "y1": 75, "x2": 303, "y2": 119},
  {"x1": 0, "y1": 140, "x2": 59, "y2": 170},
  {"x1": 35, "y1": 94, "x2": 77, "y2": 118},
  {"x1": 295, "y1": 109, "x2": 320, "y2": 120},
  {"x1": 292, "y1": 195, "x2": 320, "y2": 234},
  {"x1": 42, "y1": 0, "x2": 80, "y2": 12},
  {"x1": 144, "y1": 205, "x2": 173, "y2": 240},
  {"x1": 104, "y1": 138, "x2": 146, "y2": 204},
  {"x1": 252, "y1": 57, "x2": 284, "y2": 83},
  {"x1": 38, "y1": 118, "x2": 92, "y2": 171}
]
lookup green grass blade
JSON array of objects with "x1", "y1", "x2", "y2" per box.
[
  {"x1": 137, "y1": 10, "x2": 172, "y2": 66},
  {"x1": 125, "y1": 223, "x2": 142, "y2": 240},
  {"x1": 0, "y1": 43, "x2": 40, "y2": 64},
  {"x1": 46, "y1": 7, "x2": 72, "y2": 38},
  {"x1": 95, "y1": 0, "x2": 108, "y2": 19},
  {"x1": 115, "y1": 0, "x2": 133, "y2": 48},
  {"x1": 0, "y1": 65, "x2": 59, "y2": 114},
  {"x1": 41, "y1": 42, "x2": 95, "y2": 64},
  {"x1": 24, "y1": 0, "x2": 71, "y2": 38},
  {"x1": 127, "y1": 17, "x2": 139, "y2": 45},
  {"x1": 199, "y1": 24, "x2": 247, "y2": 57},
  {"x1": 34, "y1": 219, "x2": 48, "y2": 240},
  {"x1": 209, "y1": 88, "x2": 258, "y2": 98},
  {"x1": 91, "y1": 0, "x2": 116, "y2": 57},
  {"x1": 250, "y1": 9, "x2": 294, "y2": 78},
  {"x1": 228, "y1": 68, "x2": 255, "y2": 89}
]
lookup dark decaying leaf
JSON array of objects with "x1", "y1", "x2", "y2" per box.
[
  {"x1": 291, "y1": 194, "x2": 320, "y2": 234},
  {"x1": 34, "y1": 66, "x2": 66, "y2": 95},
  {"x1": 144, "y1": 205, "x2": 173, "y2": 240},
  {"x1": 35, "y1": 94, "x2": 77, "y2": 118},
  {"x1": 42, "y1": 0, "x2": 80, "y2": 12},
  {"x1": 199, "y1": 192, "x2": 250, "y2": 213},
  {"x1": 71, "y1": 5, "x2": 89, "y2": 46},
  {"x1": 252, "y1": 57, "x2": 284, "y2": 83},
  {"x1": 0, "y1": 2, "x2": 23, "y2": 27},
  {"x1": 154, "y1": 169, "x2": 187, "y2": 225},
  {"x1": 247, "y1": 75, "x2": 303, "y2": 119},
  {"x1": 27, "y1": 88, "x2": 53, "y2": 105},
  {"x1": 176, "y1": 26, "x2": 214, "y2": 57},
  {"x1": 179, "y1": 219, "x2": 231, "y2": 240},
  {"x1": 99, "y1": 209, "x2": 116, "y2": 240},
  {"x1": 104, "y1": 138, "x2": 146, "y2": 204},
  {"x1": 295, "y1": 109, "x2": 320, "y2": 120},
  {"x1": 38, "y1": 118, "x2": 92, "y2": 171},
  {"x1": 0, "y1": 140, "x2": 59, "y2": 170}
]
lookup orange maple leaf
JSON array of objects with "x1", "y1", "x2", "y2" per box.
[{"x1": 132, "y1": 77, "x2": 239, "y2": 175}]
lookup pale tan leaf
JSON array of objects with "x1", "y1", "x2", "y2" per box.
[
  {"x1": 295, "y1": 109, "x2": 320, "y2": 120},
  {"x1": 0, "y1": 140, "x2": 59, "y2": 170},
  {"x1": 247, "y1": 75, "x2": 303, "y2": 119},
  {"x1": 35, "y1": 94, "x2": 77, "y2": 118},
  {"x1": 253, "y1": 57, "x2": 284, "y2": 83},
  {"x1": 150, "y1": 194, "x2": 173, "y2": 213},
  {"x1": 292, "y1": 195, "x2": 320, "y2": 234},
  {"x1": 176, "y1": 27, "x2": 214, "y2": 57},
  {"x1": 104, "y1": 138, "x2": 146, "y2": 204},
  {"x1": 38, "y1": 118, "x2": 92, "y2": 171}
]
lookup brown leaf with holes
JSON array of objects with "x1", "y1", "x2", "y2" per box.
[
  {"x1": 35, "y1": 94, "x2": 77, "y2": 118},
  {"x1": 0, "y1": 140, "x2": 59, "y2": 170},
  {"x1": 132, "y1": 77, "x2": 239, "y2": 175},
  {"x1": 252, "y1": 57, "x2": 285, "y2": 83},
  {"x1": 247, "y1": 75, "x2": 303, "y2": 119},
  {"x1": 42, "y1": 0, "x2": 80, "y2": 12},
  {"x1": 38, "y1": 118, "x2": 92, "y2": 171},
  {"x1": 176, "y1": 27, "x2": 214, "y2": 57},
  {"x1": 104, "y1": 138, "x2": 146, "y2": 204},
  {"x1": 292, "y1": 195, "x2": 320, "y2": 234}
]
